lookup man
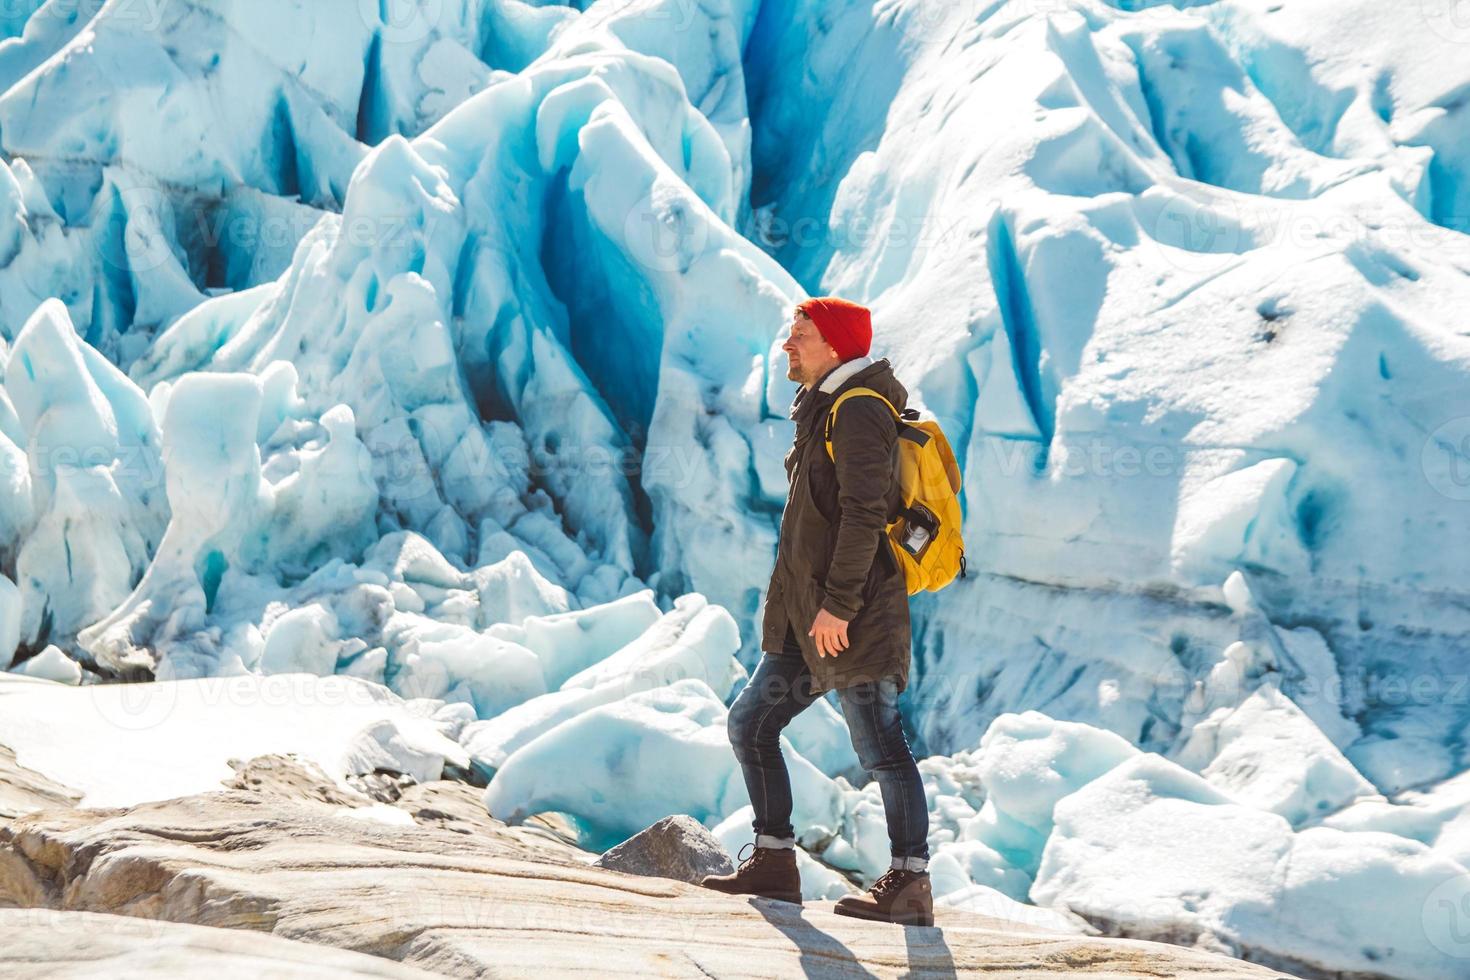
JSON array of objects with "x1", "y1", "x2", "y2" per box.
[{"x1": 699, "y1": 297, "x2": 932, "y2": 927}]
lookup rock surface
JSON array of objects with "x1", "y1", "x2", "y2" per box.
[
  {"x1": 0, "y1": 908, "x2": 443, "y2": 978},
  {"x1": 594, "y1": 814, "x2": 734, "y2": 883},
  {"x1": 223, "y1": 754, "x2": 378, "y2": 808},
  {"x1": 0, "y1": 769, "x2": 1300, "y2": 979},
  {"x1": 0, "y1": 745, "x2": 81, "y2": 824}
]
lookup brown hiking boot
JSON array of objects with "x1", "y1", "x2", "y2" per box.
[
  {"x1": 833, "y1": 867, "x2": 934, "y2": 926},
  {"x1": 699, "y1": 842, "x2": 803, "y2": 904}
]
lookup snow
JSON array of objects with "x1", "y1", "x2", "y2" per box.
[
  {"x1": 968, "y1": 711, "x2": 1141, "y2": 876},
  {"x1": 0, "y1": 672, "x2": 467, "y2": 808},
  {"x1": 1175, "y1": 681, "x2": 1380, "y2": 827},
  {"x1": 936, "y1": 882, "x2": 1091, "y2": 936},
  {"x1": 10, "y1": 643, "x2": 79, "y2": 685},
  {"x1": 458, "y1": 592, "x2": 739, "y2": 773},
  {"x1": 1033, "y1": 751, "x2": 1470, "y2": 979},
  {"x1": 0, "y1": 0, "x2": 1468, "y2": 975},
  {"x1": 481, "y1": 676, "x2": 845, "y2": 853}
]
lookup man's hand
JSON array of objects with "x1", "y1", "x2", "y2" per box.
[{"x1": 809, "y1": 608, "x2": 850, "y2": 658}]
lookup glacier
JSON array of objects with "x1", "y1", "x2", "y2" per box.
[{"x1": 2, "y1": 0, "x2": 1470, "y2": 977}]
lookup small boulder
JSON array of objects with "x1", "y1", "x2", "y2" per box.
[{"x1": 593, "y1": 814, "x2": 733, "y2": 883}]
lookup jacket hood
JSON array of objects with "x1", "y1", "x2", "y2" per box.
[
  {"x1": 789, "y1": 355, "x2": 908, "y2": 424},
  {"x1": 830, "y1": 356, "x2": 908, "y2": 414}
]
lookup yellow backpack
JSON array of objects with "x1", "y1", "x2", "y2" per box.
[{"x1": 823, "y1": 387, "x2": 967, "y2": 594}]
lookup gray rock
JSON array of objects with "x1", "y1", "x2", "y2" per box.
[{"x1": 593, "y1": 814, "x2": 734, "y2": 884}]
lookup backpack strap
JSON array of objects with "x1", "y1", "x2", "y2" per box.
[{"x1": 823, "y1": 387, "x2": 900, "y2": 462}]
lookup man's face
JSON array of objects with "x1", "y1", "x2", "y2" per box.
[{"x1": 781, "y1": 310, "x2": 839, "y2": 386}]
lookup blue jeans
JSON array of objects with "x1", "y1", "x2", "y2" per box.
[{"x1": 726, "y1": 630, "x2": 929, "y2": 864}]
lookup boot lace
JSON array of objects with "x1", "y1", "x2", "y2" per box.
[
  {"x1": 735, "y1": 841, "x2": 793, "y2": 872},
  {"x1": 870, "y1": 868, "x2": 911, "y2": 899}
]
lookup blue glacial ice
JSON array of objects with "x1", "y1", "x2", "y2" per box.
[{"x1": 2, "y1": 1, "x2": 1470, "y2": 976}]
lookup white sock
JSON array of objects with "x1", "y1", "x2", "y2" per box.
[
  {"x1": 756, "y1": 834, "x2": 796, "y2": 849},
  {"x1": 890, "y1": 855, "x2": 928, "y2": 872}
]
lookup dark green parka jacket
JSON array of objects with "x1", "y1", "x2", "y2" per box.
[{"x1": 759, "y1": 355, "x2": 912, "y2": 694}]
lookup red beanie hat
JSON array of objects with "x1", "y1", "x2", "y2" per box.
[{"x1": 798, "y1": 297, "x2": 872, "y2": 361}]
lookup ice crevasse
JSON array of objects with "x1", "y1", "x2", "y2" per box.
[{"x1": 1, "y1": 1, "x2": 1470, "y2": 977}]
